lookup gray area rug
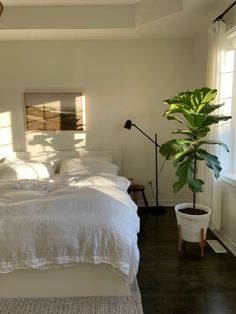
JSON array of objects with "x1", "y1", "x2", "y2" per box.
[{"x1": 0, "y1": 278, "x2": 143, "y2": 314}]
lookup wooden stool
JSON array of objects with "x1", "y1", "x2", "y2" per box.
[{"x1": 128, "y1": 183, "x2": 149, "y2": 209}]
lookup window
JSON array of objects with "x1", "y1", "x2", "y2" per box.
[{"x1": 219, "y1": 49, "x2": 236, "y2": 174}]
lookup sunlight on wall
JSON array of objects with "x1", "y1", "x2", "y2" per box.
[
  {"x1": 74, "y1": 95, "x2": 86, "y2": 148},
  {"x1": 0, "y1": 111, "x2": 13, "y2": 154},
  {"x1": 81, "y1": 95, "x2": 86, "y2": 131}
]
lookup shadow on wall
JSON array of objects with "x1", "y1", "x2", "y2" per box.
[
  {"x1": 26, "y1": 132, "x2": 85, "y2": 151},
  {"x1": 0, "y1": 94, "x2": 87, "y2": 154}
]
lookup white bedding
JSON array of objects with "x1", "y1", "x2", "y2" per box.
[{"x1": 0, "y1": 175, "x2": 139, "y2": 283}]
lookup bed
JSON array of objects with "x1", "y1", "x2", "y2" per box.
[{"x1": 0, "y1": 150, "x2": 140, "y2": 297}]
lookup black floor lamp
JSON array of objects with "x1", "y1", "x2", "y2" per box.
[{"x1": 124, "y1": 120, "x2": 166, "y2": 215}]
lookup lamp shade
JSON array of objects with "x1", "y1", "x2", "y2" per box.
[{"x1": 124, "y1": 120, "x2": 132, "y2": 129}]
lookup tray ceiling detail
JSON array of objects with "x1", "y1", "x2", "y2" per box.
[{"x1": 0, "y1": 0, "x2": 233, "y2": 40}]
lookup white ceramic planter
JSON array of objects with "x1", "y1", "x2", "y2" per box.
[{"x1": 175, "y1": 203, "x2": 211, "y2": 243}]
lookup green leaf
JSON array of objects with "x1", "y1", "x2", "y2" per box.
[
  {"x1": 172, "y1": 129, "x2": 195, "y2": 140},
  {"x1": 164, "y1": 96, "x2": 184, "y2": 106},
  {"x1": 177, "y1": 87, "x2": 217, "y2": 112},
  {"x1": 199, "y1": 103, "x2": 224, "y2": 114},
  {"x1": 198, "y1": 140, "x2": 230, "y2": 152},
  {"x1": 196, "y1": 149, "x2": 222, "y2": 178},
  {"x1": 201, "y1": 115, "x2": 232, "y2": 127},
  {"x1": 159, "y1": 139, "x2": 192, "y2": 160},
  {"x1": 197, "y1": 87, "x2": 217, "y2": 104},
  {"x1": 173, "y1": 157, "x2": 204, "y2": 193},
  {"x1": 190, "y1": 113, "x2": 207, "y2": 126},
  {"x1": 188, "y1": 178, "x2": 204, "y2": 193},
  {"x1": 182, "y1": 110, "x2": 195, "y2": 127},
  {"x1": 194, "y1": 126, "x2": 211, "y2": 139},
  {"x1": 173, "y1": 157, "x2": 194, "y2": 192},
  {"x1": 173, "y1": 145, "x2": 195, "y2": 164},
  {"x1": 173, "y1": 180, "x2": 186, "y2": 193},
  {"x1": 166, "y1": 115, "x2": 185, "y2": 124}
]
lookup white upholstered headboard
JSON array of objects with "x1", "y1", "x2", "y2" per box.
[{"x1": 0, "y1": 149, "x2": 122, "y2": 173}]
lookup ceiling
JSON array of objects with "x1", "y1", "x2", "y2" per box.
[{"x1": 0, "y1": 0, "x2": 233, "y2": 40}]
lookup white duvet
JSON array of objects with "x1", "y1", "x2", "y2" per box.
[{"x1": 0, "y1": 175, "x2": 140, "y2": 282}]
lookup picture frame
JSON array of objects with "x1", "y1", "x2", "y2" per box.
[{"x1": 24, "y1": 92, "x2": 84, "y2": 131}]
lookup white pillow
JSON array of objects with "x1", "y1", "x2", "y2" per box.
[
  {"x1": 2, "y1": 157, "x2": 59, "y2": 173},
  {"x1": 0, "y1": 161, "x2": 55, "y2": 180},
  {"x1": 59, "y1": 158, "x2": 119, "y2": 179},
  {"x1": 81, "y1": 155, "x2": 112, "y2": 163},
  {"x1": 1, "y1": 157, "x2": 25, "y2": 163}
]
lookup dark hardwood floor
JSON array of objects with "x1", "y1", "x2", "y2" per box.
[{"x1": 137, "y1": 207, "x2": 236, "y2": 314}]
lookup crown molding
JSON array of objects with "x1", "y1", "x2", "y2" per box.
[{"x1": 3, "y1": 0, "x2": 142, "y2": 6}]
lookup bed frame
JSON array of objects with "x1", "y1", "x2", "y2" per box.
[
  {"x1": 0, "y1": 149, "x2": 134, "y2": 297},
  {"x1": 0, "y1": 264, "x2": 131, "y2": 297}
]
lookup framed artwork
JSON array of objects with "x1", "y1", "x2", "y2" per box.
[{"x1": 24, "y1": 92, "x2": 84, "y2": 131}]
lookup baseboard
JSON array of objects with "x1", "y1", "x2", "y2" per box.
[
  {"x1": 210, "y1": 228, "x2": 236, "y2": 257},
  {"x1": 137, "y1": 199, "x2": 191, "y2": 207}
]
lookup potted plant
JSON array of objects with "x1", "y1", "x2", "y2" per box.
[{"x1": 159, "y1": 87, "x2": 231, "y2": 256}]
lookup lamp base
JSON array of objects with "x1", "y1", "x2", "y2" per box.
[{"x1": 148, "y1": 205, "x2": 166, "y2": 215}]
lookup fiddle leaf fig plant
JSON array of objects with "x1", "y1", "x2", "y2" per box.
[{"x1": 159, "y1": 87, "x2": 231, "y2": 212}]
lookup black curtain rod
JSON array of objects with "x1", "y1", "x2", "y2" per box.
[{"x1": 213, "y1": 1, "x2": 236, "y2": 22}]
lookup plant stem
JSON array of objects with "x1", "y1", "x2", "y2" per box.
[
  {"x1": 193, "y1": 190, "x2": 196, "y2": 212},
  {"x1": 193, "y1": 147, "x2": 197, "y2": 212}
]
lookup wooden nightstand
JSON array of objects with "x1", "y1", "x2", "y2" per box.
[{"x1": 128, "y1": 183, "x2": 149, "y2": 209}]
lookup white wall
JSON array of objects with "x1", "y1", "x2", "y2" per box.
[
  {"x1": 0, "y1": 39, "x2": 194, "y2": 204},
  {"x1": 193, "y1": 27, "x2": 208, "y2": 87}
]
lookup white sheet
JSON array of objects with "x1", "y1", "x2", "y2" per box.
[{"x1": 0, "y1": 175, "x2": 139, "y2": 283}]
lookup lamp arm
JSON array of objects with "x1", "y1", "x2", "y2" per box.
[{"x1": 132, "y1": 124, "x2": 160, "y2": 148}]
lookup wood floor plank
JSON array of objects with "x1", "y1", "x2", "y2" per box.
[{"x1": 137, "y1": 207, "x2": 236, "y2": 314}]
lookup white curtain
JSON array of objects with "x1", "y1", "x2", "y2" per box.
[{"x1": 197, "y1": 20, "x2": 227, "y2": 231}]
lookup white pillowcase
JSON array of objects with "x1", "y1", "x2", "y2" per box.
[
  {"x1": 59, "y1": 158, "x2": 119, "y2": 179},
  {"x1": 0, "y1": 161, "x2": 55, "y2": 180},
  {"x1": 81, "y1": 155, "x2": 113, "y2": 163},
  {"x1": 1, "y1": 157, "x2": 27, "y2": 163},
  {"x1": 2, "y1": 157, "x2": 59, "y2": 173}
]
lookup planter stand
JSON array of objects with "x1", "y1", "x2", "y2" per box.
[
  {"x1": 178, "y1": 225, "x2": 206, "y2": 257},
  {"x1": 175, "y1": 203, "x2": 211, "y2": 258}
]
